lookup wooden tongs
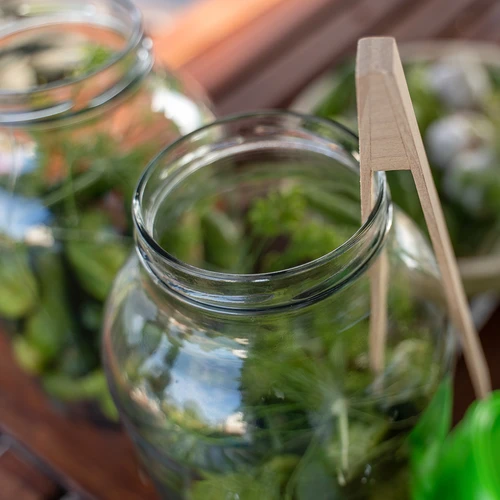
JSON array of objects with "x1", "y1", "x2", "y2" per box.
[{"x1": 356, "y1": 37, "x2": 491, "y2": 399}]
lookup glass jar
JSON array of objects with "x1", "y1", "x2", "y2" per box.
[
  {"x1": 103, "y1": 112, "x2": 455, "y2": 498},
  {"x1": 0, "y1": 0, "x2": 214, "y2": 422}
]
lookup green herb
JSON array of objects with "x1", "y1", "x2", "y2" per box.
[
  {"x1": 410, "y1": 378, "x2": 453, "y2": 499},
  {"x1": 143, "y1": 184, "x2": 444, "y2": 499},
  {"x1": 2, "y1": 128, "x2": 152, "y2": 419},
  {"x1": 161, "y1": 185, "x2": 356, "y2": 274},
  {"x1": 0, "y1": 247, "x2": 38, "y2": 319},
  {"x1": 98, "y1": 389, "x2": 120, "y2": 421},
  {"x1": 73, "y1": 44, "x2": 114, "y2": 77},
  {"x1": 65, "y1": 210, "x2": 129, "y2": 301},
  {"x1": 248, "y1": 187, "x2": 307, "y2": 238},
  {"x1": 261, "y1": 219, "x2": 349, "y2": 272},
  {"x1": 43, "y1": 369, "x2": 109, "y2": 402},
  {"x1": 55, "y1": 345, "x2": 96, "y2": 378},
  {"x1": 23, "y1": 251, "x2": 74, "y2": 364},
  {"x1": 301, "y1": 185, "x2": 360, "y2": 227},
  {"x1": 190, "y1": 455, "x2": 300, "y2": 500},
  {"x1": 11, "y1": 335, "x2": 45, "y2": 375},
  {"x1": 247, "y1": 186, "x2": 352, "y2": 272},
  {"x1": 293, "y1": 454, "x2": 341, "y2": 500},
  {"x1": 160, "y1": 211, "x2": 204, "y2": 265},
  {"x1": 314, "y1": 62, "x2": 356, "y2": 122},
  {"x1": 201, "y1": 210, "x2": 244, "y2": 271}
]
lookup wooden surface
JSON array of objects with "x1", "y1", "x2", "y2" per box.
[
  {"x1": 0, "y1": 333, "x2": 158, "y2": 500},
  {"x1": 169, "y1": 0, "x2": 500, "y2": 115},
  {"x1": 152, "y1": 0, "x2": 284, "y2": 69},
  {"x1": 1, "y1": 0, "x2": 500, "y2": 498},
  {"x1": 0, "y1": 443, "x2": 62, "y2": 500}
]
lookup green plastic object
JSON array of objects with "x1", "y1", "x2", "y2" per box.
[{"x1": 413, "y1": 389, "x2": 500, "y2": 500}]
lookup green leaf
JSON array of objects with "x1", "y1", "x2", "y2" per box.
[
  {"x1": 409, "y1": 377, "x2": 453, "y2": 500},
  {"x1": 302, "y1": 186, "x2": 360, "y2": 227},
  {"x1": 56, "y1": 345, "x2": 96, "y2": 377},
  {"x1": 201, "y1": 210, "x2": 244, "y2": 271},
  {"x1": 190, "y1": 455, "x2": 299, "y2": 500},
  {"x1": 73, "y1": 44, "x2": 113, "y2": 77},
  {"x1": 105, "y1": 147, "x2": 157, "y2": 210},
  {"x1": 65, "y1": 210, "x2": 129, "y2": 301},
  {"x1": 23, "y1": 251, "x2": 75, "y2": 366},
  {"x1": 40, "y1": 134, "x2": 149, "y2": 215},
  {"x1": 248, "y1": 187, "x2": 307, "y2": 238},
  {"x1": 43, "y1": 369, "x2": 109, "y2": 401},
  {"x1": 190, "y1": 471, "x2": 265, "y2": 500},
  {"x1": 261, "y1": 220, "x2": 349, "y2": 272},
  {"x1": 326, "y1": 417, "x2": 389, "y2": 484},
  {"x1": 0, "y1": 247, "x2": 38, "y2": 319},
  {"x1": 247, "y1": 186, "x2": 352, "y2": 272},
  {"x1": 383, "y1": 339, "x2": 437, "y2": 402},
  {"x1": 80, "y1": 300, "x2": 104, "y2": 333},
  {"x1": 11, "y1": 336, "x2": 45, "y2": 375},
  {"x1": 98, "y1": 389, "x2": 119, "y2": 421},
  {"x1": 24, "y1": 308, "x2": 65, "y2": 362},
  {"x1": 260, "y1": 454, "x2": 300, "y2": 487},
  {"x1": 294, "y1": 455, "x2": 340, "y2": 500},
  {"x1": 160, "y1": 210, "x2": 204, "y2": 266},
  {"x1": 314, "y1": 62, "x2": 356, "y2": 120}
]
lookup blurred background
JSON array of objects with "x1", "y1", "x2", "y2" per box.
[
  {"x1": 135, "y1": 0, "x2": 202, "y2": 31},
  {"x1": 1, "y1": 0, "x2": 500, "y2": 498}
]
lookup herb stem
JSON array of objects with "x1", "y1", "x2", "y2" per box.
[{"x1": 332, "y1": 397, "x2": 349, "y2": 485}]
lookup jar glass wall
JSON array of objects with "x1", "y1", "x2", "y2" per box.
[
  {"x1": 103, "y1": 111, "x2": 455, "y2": 498},
  {"x1": 0, "y1": 0, "x2": 213, "y2": 422}
]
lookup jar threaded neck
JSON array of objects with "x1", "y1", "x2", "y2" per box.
[
  {"x1": 0, "y1": 0, "x2": 149, "y2": 125},
  {"x1": 133, "y1": 111, "x2": 392, "y2": 312}
]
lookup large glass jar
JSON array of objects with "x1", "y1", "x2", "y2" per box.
[
  {"x1": 0, "y1": 0, "x2": 213, "y2": 421},
  {"x1": 103, "y1": 112, "x2": 455, "y2": 498}
]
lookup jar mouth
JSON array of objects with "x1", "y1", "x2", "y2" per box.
[
  {"x1": 0, "y1": 0, "x2": 143, "y2": 97},
  {"x1": 133, "y1": 111, "x2": 390, "y2": 303}
]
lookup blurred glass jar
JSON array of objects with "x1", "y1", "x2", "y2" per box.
[
  {"x1": 103, "y1": 112, "x2": 456, "y2": 498},
  {"x1": 0, "y1": 0, "x2": 213, "y2": 422}
]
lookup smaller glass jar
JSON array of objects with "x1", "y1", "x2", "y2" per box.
[
  {"x1": 0, "y1": 0, "x2": 213, "y2": 422},
  {"x1": 103, "y1": 112, "x2": 455, "y2": 498}
]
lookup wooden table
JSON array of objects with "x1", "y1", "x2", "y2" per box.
[{"x1": 2, "y1": 0, "x2": 500, "y2": 497}]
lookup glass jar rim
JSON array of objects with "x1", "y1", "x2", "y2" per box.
[
  {"x1": 0, "y1": 0, "x2": 143, "y2": 97},
  {"x1": 133, "y1": 110, "x2": 390, "y2": 290}
]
